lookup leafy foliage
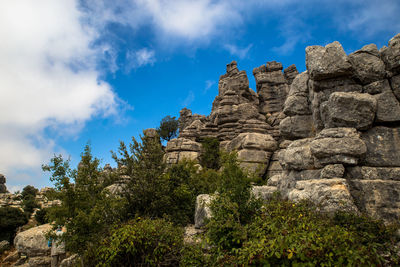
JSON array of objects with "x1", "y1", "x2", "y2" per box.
[
  {"x1": 34, "y1": 208, "x2": 49, "y2": 225},
  {"x1": 92, "y1": 218, "x2": 184, "y2": 267},
  {"x1": 21, "y1": 185, "x2": 39, "y2": 215},
  {"x1": 42, "y1": 145, "x2": 124, "y2": 254},
  {"x1": 208, "y1": 195, "x2": 400, "y2": 266},
  {"x1": 199, "y1": 137, "x2": 220, "y2": 170},
  {"x1": 157, "y1": 115, "x2": 179, "y2": 142},
  {"x1": 0, "y1": 207, "x2": 28, "y2": 242}
]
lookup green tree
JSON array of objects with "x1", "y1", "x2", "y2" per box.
[
  {"x1": 0, "y1": 207, "x2": 28, "y2": 242},
  {"x1": 42, "y1": 144, "x2": 124, "y2": 254},
  {"x1": 156, "y1": 115, "x2": 179, "y2": 142},
  {"x1": 199, "y1": 137, "x2": 221, "y2": 170},
  {"x1": 21, "y1": 185, "x2": 39, "y2": 215}
]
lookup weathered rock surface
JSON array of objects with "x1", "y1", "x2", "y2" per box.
[
  {"x1": 288, "y1": 179, "x2": 357, "y2": 213},
  {"x1": 310, "y1": 128, "x2": 367, "y2": 166},
  {"x1": 194, "y1": 194, "x2": 213, "y2": 229},
  {"x1": 349, "y1": 44, "x2": 386, "y2": 85},
  {"x1": 361, "y1": 127, "x2": 400, "y2": 167},
  {"x1": 14, "y1": 224, "x2": 52, "y2": 257},
  {"x1": 279, "y1": 138, "x2": 314, "y2": 171},
  {"x1": 60, "y1": 254, "x2": 80, "y2": 267},
  {"x1": 251, "y1": 186, "x2": 277, "y2": 200},
  {"x1": 321, "y1": 92, "x2": 377, "y2": 130},
  {"x1": 169, "y1": 33, "x2": 400, "y2": 223},
  {"x1": 279, "y1": 115, "x2": 314, "y2": 139},
  {"x1": 306, "y1": 41, "x2": 352, "y2": 80}
]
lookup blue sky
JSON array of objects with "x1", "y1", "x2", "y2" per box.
[{"x1": 1, "y1": 0, "x2": 399, "y2": 192}]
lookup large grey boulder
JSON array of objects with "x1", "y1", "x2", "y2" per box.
[
  {"x1": 279, "y1": 115, "x2": 314, "y2": 139},
  {"x1": 227, "y1": 132, "x2": 277, "y2": 152},
  {"x1": 288, "y1": 178, "x2": 357, "y2": 213},
  {"x1": 283, "y1": 72, "x2": 311, "y2": 116},
  {"x1": 306, "y1": 41, "x2": 352, "y2": 80},
  {"x1": 380, "y1": 33, "x2": 400, "y2": 74},
  {"x1": 348, "y1": 179, "x2": 400, "y2": 222},
  {"x1": 373, "y1": 90, "x2": 400, "y2": 123},
  {"x1": 279, "y1": 138, "x2": 315, "y2": 171},
  {"x1": 284, "y1": 64, "x2": 299, "y2": 84},
  {"x1": 349, "y1": 44, "x2": 386, "y2": 85},
  {"x1": 320, "y1": 164, "x2": 345, "y2": 179},
  {"x1": 14, "y1": 224, "x2": 52, "y2": 257},
  {"x1": 194, "y1": 194, "x2": 214, "y2": 229},
  {"x1": 310, "y1": 128, "x2": 367, "y2": 166},
  {"x1": 361, "y1": 127, "x2": 400, "y2": 167},
  {"x1": 321, "y1": 92, "x2": 377, "y2": 130}
]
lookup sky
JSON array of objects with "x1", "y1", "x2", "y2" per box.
[{"x1": 1, "y1": 0, "x2": 399, "y2": 192}]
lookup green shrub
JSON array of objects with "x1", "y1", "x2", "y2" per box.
[
  {"x1": 92, "y1": 218, "x2": 184, "y2": 267},
  {"x1": 199, "y1": 137, "x2": 220, "y2": 170},
  {"x1": 21, "y1": 185, "x2": 39, "y2": 215},
  {"x1": 0, "y1": 207, "x2": 28, "y2": 242},
  {"x1": 213, "y1": 196, "x2": 400, "y2": 266},
  {"x1": 35, "y1": 208, "x2": 48, "y2": 225}
]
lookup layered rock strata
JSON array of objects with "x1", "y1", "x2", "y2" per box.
[{"x1": 168, "y1": 33, "x2": 400, "y2": 222}]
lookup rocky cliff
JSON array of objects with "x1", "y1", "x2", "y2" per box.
[{"x1": 166, "y1": 33, "x2": 400, "y2": 223}]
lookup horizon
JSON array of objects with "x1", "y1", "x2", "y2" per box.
[{"x1": 1, "y1": 0, "x2": 400, "y2": 192}]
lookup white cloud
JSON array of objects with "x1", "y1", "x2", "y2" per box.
[
  {"x1": 126, "y1": 48, "x2": 156, "y2": 71},
  {"x1": 0, "y1": 0, "x2": 121, "y2": 188},
  {"x1": 224, "y1": 44, "x2": 253, "y2": 59},
  {"x1": 204, "y1": 80, "x2": 216, "y2": 93},
  {"x1": 182, "y1": 91, "x2": 195, "y2": 107}
]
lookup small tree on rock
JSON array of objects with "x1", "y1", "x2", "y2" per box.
[{"x1": 157, "y1": 116, "x2": 179, "y2": 142}]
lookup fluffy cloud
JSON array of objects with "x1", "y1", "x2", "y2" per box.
[
  {"x1": 0, "y1": 0, "x2": 120, "y2": 188},
  {"x1": 224, "y1": 44, "x2": 253, "y2": 59},
  {"x1": 126, "y1": 48, "x2": 156, "y2": 71}
]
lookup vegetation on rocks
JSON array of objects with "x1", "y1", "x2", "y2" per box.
[
  {"x1": 157, "y1": 115, "x2": 179, "y2": 142},
  {"x1": 0, "y1": 206, "x2": 28, "y2": 243}
]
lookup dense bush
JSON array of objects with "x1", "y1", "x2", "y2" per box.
[
  {"x1": 21, "y1": 185, "x2": 39, "y2": 215},
  {"x1": 34, "y1": 208, "x2": 49, "y2": 225},
  {"x1": 199, "y1": 137, "x2": 221, "y2": 170},
  {"x1": 207, "y1": 195, "x2": 400, "y2": 266},
  {"x1": 0, "y1": 207, "x2": 28, "y2": 242},
  {"x1": 92, "y1": 218, "x2": 184, "y2": 267}
]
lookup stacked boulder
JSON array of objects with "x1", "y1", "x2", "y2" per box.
[
  {"x1": 0, "y1": 174, "x2": 7, "y2": 193},
  {"x1": 170, "y1": 33, "x2": 400, "y2": 223},
  {"x1": 276, "y1": 33, "x2": 400, "y2": 222}
]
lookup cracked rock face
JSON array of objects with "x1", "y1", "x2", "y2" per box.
[{"x1": 167, "y1": 33, "x2": 400, "y2": 222}]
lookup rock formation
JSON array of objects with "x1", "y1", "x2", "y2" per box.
[
  {"x1": 0, "y1": 174, "x2": 7, "y2": 193},
  {"x1": 169, "y1": 33, "x2": 400, "y2": 223}
]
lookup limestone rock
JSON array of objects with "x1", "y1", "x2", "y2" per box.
[
  {"x1": 361, "y1": 127, "x2": 400, "y2": 167},
  {"x1": 288, "y1": 179, "x2": 357, "y2": 213},
  {"x1": 306, "y1": 41, "x2": 352, "y2": 80},
  {"x1": 279, "y1": 138, "x2": 315, "y2": 171},
  {"x1": 227, "y1": 133, "x2": 277, "y2": 152},
  {"x1": 0, "y1": 174, "x2": 7, "y2": 193},
  {"x1": 380, "y1": 33, "x2": 400, "y2": 74},
  {"x1": 283, "y1": 72, "x2": 311, "y2": 116},
  {"x1": 14, "y1": 224, "x2": 52, "y2": 257},
  {"x1": 321, "y1": 92, "x2": 377, "y2": 130},
  {"x1": 284, "y1": 64, "x2": 299, "y2": 85},
  {"x1": 363, "y1": 79, "x2": 391, "y2": 95},
  {"x1": 279, "y1": 115, "x2": 314, "y2": 139},
  {"x1": 348, "y1": 179, "x2": 400, "y2": 222},
  {"x1": 310, "y1": 128, "x2": 367, "y2": 166},
  {"x1": 287, "y1": 169, "x2": 321, "y2": 181},
  {"x1": 349, "y1": 44, "x2": 386, "y2": 84},
  {"x1": 346, "y1": 166, "x2": 400, "y2": 181},
  {"x1": 373, "y1": 90, "x2": 400, "y2": 123},
  {"x1": 195, "y1": 194, "x2": 213, "y2": 229},
  {"x1": 251, "y1": 186, "x2": 277, "y2": 200},
  {"x1": 60, "y1": 254, "x2": 80, "y2": 267},
  {"x1": 320, "y1": 164, "x2": 345, "y2": 179},
  {"x1": 266, "y1": 174, "x2": 281, "y2": 186},
  {"x1": 28, "y1": 256, "x2": 51, "y2": 266},
  {"x1": 390, "y1": 74, "x2": 400, "y2": 101}
]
